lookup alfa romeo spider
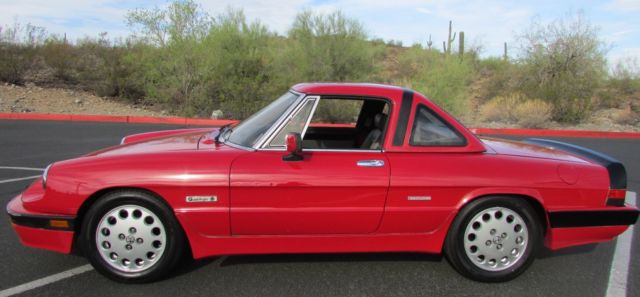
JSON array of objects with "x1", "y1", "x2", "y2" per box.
[{"x1": 7, "y1": 83, "x2": 639, "y2": 282}]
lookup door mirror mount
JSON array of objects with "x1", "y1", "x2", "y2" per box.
[{"x1": 283, "y1": 132, "x2": 303, "y2": 161}]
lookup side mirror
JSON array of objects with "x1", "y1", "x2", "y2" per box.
[{"x1": 283, "y1": 132, "x2": 303, "y2": 161}]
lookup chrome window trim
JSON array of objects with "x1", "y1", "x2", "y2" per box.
[
  {"x1": 300, "y1": 97, "x2": 320, "y2": 141},
  {"x1": 251, "y1": 91, "x2": 306, "y2": 149},
  {"x1": 305, "y1": 149, "x2": 383, "y2": 153},
  {"x1": 260, "y1": 95, "x2": 320, "y2": 149},
  {"x1": 257, "y1": 148, "x2": 383, "y2": 153}
]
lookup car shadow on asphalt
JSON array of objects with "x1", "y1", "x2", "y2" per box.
[
  {"x1": 169, "y1": 257, "x2": 220, "y2": 279},
  {"x1": 536, "y1": 244, "x2": 598, "y2": 259},
  {"x1": 167, "y1": 244, "x2": 597, "y2": 279},
  {"x1": 218, "y1": 253, "x2": 444, "y2": 267}
]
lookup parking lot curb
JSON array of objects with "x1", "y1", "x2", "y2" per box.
[
  {"x1": 1, "y1": 112, "x2": 639, "y2": 139},
  {"x1": 470, "y1": 128, "x2": 640, "y2": 139}
]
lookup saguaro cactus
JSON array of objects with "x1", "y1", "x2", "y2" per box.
[
  {"x1": 503, "y1": 42, "x2": 508, "y2": 61},
  {"x1": 446, "y1": 20, "x2": 457, "y2": 55},
  {"x1": 458, "y1": 31, "x2": 465, "y2": 60},
  {"x1": 427, "y1": 34, "x2": 433, "y2": 49}
]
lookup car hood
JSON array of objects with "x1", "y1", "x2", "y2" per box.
[
  {"x1": 481, "y1": 137, "x2": 588, "y2": 163},
  {"x1": 87, "y1": 130, "x2": 218, "y2": 157}
]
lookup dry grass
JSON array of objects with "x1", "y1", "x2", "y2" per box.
[
  {"x1": 613, "y1": 108, "x2": 639, "y2": 125},
  {"x1": 478, "y1": 93, "x2": 522, "y2": 123},
  {"x1": 514, "y1": 99, "x2": 553, "y2": 128},
  {"x1": 478, "y1": 94, "x2": 553, "y2": 128}
]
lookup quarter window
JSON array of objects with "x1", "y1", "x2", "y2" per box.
[{"x1": 410, "y1": 105, "x2": 465, "y2": 146}]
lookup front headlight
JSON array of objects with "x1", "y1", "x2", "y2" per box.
[{"x1": 42, "y1": 164, "x2": 52, "y2": 189}]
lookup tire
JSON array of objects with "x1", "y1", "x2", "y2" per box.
[
  {"x1": 444, "y1": 196, "x2": 542, "y2": 282},
  {"x1": 80, "y1": 190, "x2": 186, "y2": 283}
]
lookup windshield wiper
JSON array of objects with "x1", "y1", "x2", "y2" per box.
[{"x1": 214, "y1": 124, "x2": 232, "y2": 144}]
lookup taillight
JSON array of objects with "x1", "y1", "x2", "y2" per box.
[{"x1": 606, "y1": 189, "x2": 626, "y2": 206}]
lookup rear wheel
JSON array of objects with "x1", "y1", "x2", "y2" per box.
[
  {"x1": 444, "y1": 196, "x2": 542, "y2": 282},
  {"x1": 80, "y1": 190, "x2": 185, "y2": 283}
]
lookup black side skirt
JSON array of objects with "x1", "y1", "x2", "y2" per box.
[{"x1": 549, "y1": 209, "x2": 639, "y2": 228}]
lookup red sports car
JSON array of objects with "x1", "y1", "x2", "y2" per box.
[{"x1": 7, "y1": 83, "x2": 639, "y2": 283}]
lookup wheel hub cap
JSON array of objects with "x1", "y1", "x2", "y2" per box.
[
  {"x1": 96, "y1": 205, "x2": 167, "y2": 273},
  {"x1": 463, "y1": 206, "x2": 529, "y2": 272}
]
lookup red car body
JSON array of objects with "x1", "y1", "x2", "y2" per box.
[{"x1": 7, "y1": 83, "x2": 639, "y2": 266}]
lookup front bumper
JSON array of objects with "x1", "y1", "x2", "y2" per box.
[{"x1": 6, "y1": 195, "x2": 75, "y2": 254}]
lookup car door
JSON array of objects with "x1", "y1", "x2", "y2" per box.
[{"x1": 229, "y1": 96, "x2": 391, "y2": 235}]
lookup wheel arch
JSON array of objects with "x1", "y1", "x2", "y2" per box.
[{"x1": 457, "y1": 192, "x2": 549, "y2": 235}]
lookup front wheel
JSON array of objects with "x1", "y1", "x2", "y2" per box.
[
  {"x1": 80, "y1": 190, "x2": 186, "y2": 283},
  {"x1": 444, "y1": 196, "x2": 542, "y2": 282}
]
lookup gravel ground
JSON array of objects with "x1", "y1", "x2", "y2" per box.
[{"x1": 0, "y1": 83, "x2": 164, "y2": 117}]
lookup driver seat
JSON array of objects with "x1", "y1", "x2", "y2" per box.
[{"x1": 360, "y1": 113, "x2": 387, "y2": 149}]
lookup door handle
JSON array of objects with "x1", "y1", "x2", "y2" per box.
[{"x1": 357, "y1": 160, "x2": 385, "y2": 167}]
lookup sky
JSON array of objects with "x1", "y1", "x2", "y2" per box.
[{"x1": 1, "y1": 0, "x2": 639, "y2": 65}]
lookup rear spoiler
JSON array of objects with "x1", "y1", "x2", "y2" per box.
[{"x1": 523, "y1": 138, "x2": 627, "y2": 189}]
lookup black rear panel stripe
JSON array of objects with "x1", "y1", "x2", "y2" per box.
[
  {"x1": 523, "y1": 138, "x2": 627, "y2": 189},
  {"x1": 393, "y1": 90, "x2": 413, "y2": 146},
  {"x1": 548, "y1": 209, "x2": 639, "y2": 228}
]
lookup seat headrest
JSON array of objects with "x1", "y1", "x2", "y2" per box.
[{"x1": 374, "y1": 113, "x2": 387, "y2": 129}]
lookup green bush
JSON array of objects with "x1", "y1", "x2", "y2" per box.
[
  {"x1": 396, "y1": 45, "x2": 473, "y2": 116},
  {"x1": 75, "y1": 35, "x2": 145, "y2": 100},
  {"x1": 517, "y1": 13, "x2": 607, "y2": 122},
  {"x1": 41, "y1": 36, "x2": 77, "y2": 82},
  {"x1": 282, "y1": 10, "x2": 383, "y2": 82},
  {"x1": 198, "y1": 10, "x2": 277, "y2": 118},
  {"x1": 0, "y1": 22, "x2": 46, "y2": 84}
]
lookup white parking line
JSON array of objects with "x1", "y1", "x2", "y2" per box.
[
  {"x1": 0, "y1": 166, "x2": 44, "y2": 171},
  {"x1": 0, "y1": 175, "x2": 41, "y2": 184},
  {"x1": 606, "y1": 191, "x2": 637, "y2": 297},
  {"x1": 0, "y1": 264, "x2": 93, "y2": 297}
]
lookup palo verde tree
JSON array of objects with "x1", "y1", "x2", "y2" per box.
[
  {"x1": 517, "y1": 12, "x2": 608, "y2": 122},
  {"x1": 282, "y1": 10, "x2": 382, "y2": 82}
]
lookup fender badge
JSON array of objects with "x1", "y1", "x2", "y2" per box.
[
  {"x1": 186, "y1": 196, "x2": 218, "y2": 203},
  {"x1": 408, "y1": 196, "x2": 431, "y2": 201}
]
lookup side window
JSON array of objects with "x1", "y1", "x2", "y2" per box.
[
  {"x1": 268, "y1": 98, "x2": 317, "y2": 147},
  {"x1": 305, "y1": 97, "x2": 389, "y2": 150},
  {"x1": 410, "y1": 105, "x2": 466, "y2": 146},
  {"x1": 310, "y1": 99, "x2": 363, "y2": 126}
]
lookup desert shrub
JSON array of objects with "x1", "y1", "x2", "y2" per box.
[
  {"x1": 41, "y1": 36, "x2": 77, "y2": 82},
  {"x1": 478, "y1": 93, "x2": 522, "y2": 123},
  {"x1": 517, "y1": 13, "x2": 607, "y2": 123},
  {"x1": 477, "y1": 57, "x2": 519, "y2": 100},
  {"x1": 396, "y1": 45, "x2": 473, "y2": 116},
  {"x1": 600, "y1": 57, "x2": 640, "y2": 109},
  {"x1": 74, "y1": 34, "x2": 145, "y2": 100},
  {"x1": 609, "y1": 57, "x2": 640, "y2": 95},
  {"x1": 313, "y1": 99, "x2": 363, "y2": 123},
  {"x1": 0, "y1": 22, "x2": 46, "y2": 84},
  {"x1": 282, "y1": 10, "x2": 383, "y2": 82},
  {"x1": 513, "y1": 99, "x2": 553, "y2": 128},
  {"x1": 199, "y1": 10, "x2": 277, "y2": 119},
  {"x1": 125, "y1": 0, "x2": 213, "y2": 115},
  {"x1": 0, "y1": 43, "x2": 33, "y2": 84}
]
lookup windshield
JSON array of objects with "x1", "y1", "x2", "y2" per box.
[{"x1": 225, "y1": 91, "x2": 300, "y2": 147}]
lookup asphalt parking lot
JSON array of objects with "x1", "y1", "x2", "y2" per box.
[{"x1": 1, "y1": 119, "x2": 638, "y2": 297}]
